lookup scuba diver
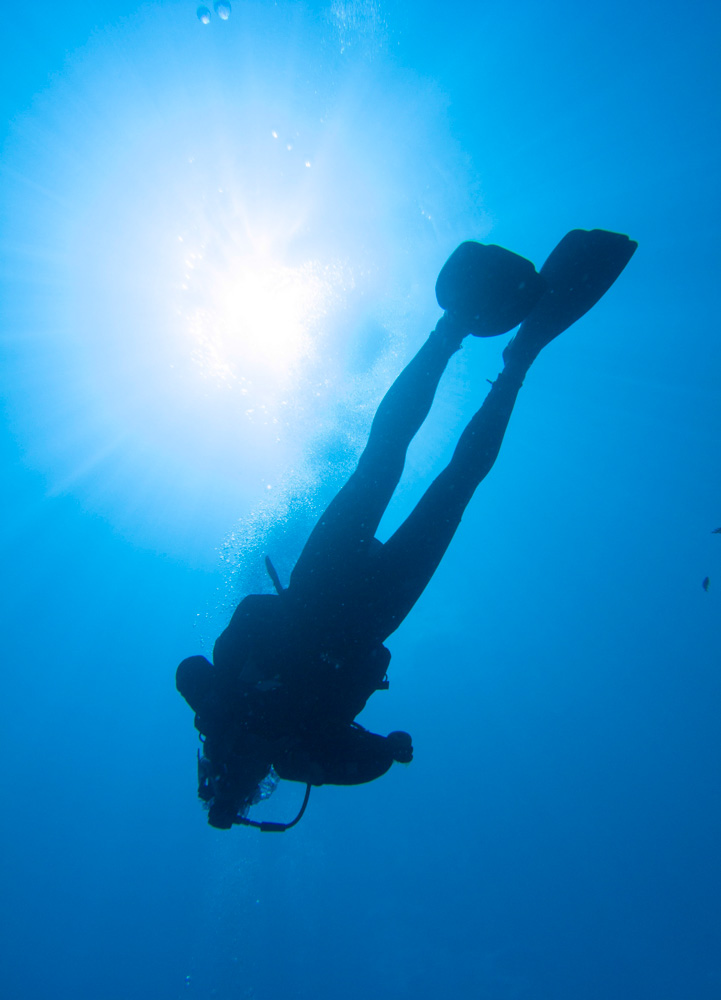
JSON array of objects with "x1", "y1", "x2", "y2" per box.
[{"x1": 177, "y1": 228, "x2": 637, "y2": 831}]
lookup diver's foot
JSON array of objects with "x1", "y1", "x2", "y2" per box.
[
  {"x1": 503, "y1": 228, "x2": 637, "y2": 371},
  {"x1": 432, "y1": 311, "x2": 469, "y2": 351}
]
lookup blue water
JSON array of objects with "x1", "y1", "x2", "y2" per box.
[{"x1": 2, "y1": 2, "x2": 720, "y2": 998}]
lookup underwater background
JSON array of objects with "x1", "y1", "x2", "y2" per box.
[{"x1": 1, "y1": 1, "x2": 720, "y2": 997}]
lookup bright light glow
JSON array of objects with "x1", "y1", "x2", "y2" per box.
[
  {"x1": 0, "y1": 1, "x2": 486, "y2": 557},
  {"x1": 181, "y1": 253, "x2": 345, "y2": 387}
]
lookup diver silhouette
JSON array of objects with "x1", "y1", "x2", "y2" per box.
[{"x1": 177, "y1": 228, "x2": 637, "y2": 830}]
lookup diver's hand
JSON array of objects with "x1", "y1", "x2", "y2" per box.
[{"x1": 387, "y1": 730, "x2": 413, "y2": 764}]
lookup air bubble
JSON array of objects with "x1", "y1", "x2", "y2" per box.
[
  {"x1": 197, "y1": 6, "x2": 211, "y2": 24},
  {"x1": 214, "y1": 1, "x2": 231, "y2": 19}
]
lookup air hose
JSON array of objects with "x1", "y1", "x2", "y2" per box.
[{"x1": 236, "y1": 782, "x2": 312, "y2": 833}]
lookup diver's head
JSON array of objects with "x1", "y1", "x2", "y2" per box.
[
  {"x1": 198, "y1": 746, "x2": 274, "y2": 829},
  {"x1": 207, "y1": 789, "x2": 243, "y2": 830}
]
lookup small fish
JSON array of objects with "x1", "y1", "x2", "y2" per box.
[
  {"x1": 702, "y1": 576, "x2": 710, "y2": 592},
  {"x1": 712, "y1": 527, "x2": 721, "y2": 534}
]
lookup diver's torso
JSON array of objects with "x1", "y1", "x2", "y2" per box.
[{"x1": 209, "y1": 593, "x2": 390, "y2": 744}]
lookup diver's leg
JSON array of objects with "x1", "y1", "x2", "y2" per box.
[
  {"x1": 363, "y1": 229, "x2": 638, "y2": 638},
  {"x1": 367, "y1": 346, "x2": 531, "y2": 639},
  {"x1": 288, "y1": 317, "x2": 464, "y2": 594}
]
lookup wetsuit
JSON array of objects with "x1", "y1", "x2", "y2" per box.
[{"x1": 177, "y1": 320, "x2": 527, "y2": 827}]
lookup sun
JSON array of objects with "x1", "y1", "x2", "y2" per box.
[{"x1": 178, "y1": 243, "x2": 348, "y2": 390}]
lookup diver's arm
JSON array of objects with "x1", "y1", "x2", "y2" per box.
[{"x1": 274, "y1": 727, "x2": 412, "y2": 787}]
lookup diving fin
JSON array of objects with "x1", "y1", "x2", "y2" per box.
[
  {"x1": 512, "y1": 228, "x2": 637, "y2": 355},
  {"x1": 435, "y1": 241, "x2": 546, "y2": 337}
]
